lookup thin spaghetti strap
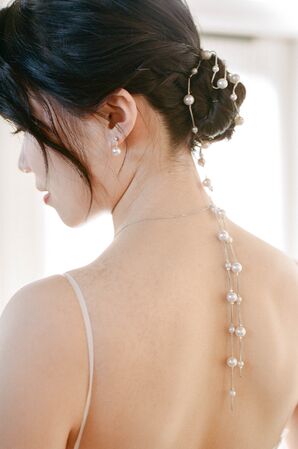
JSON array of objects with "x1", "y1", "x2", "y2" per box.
[{"x1": 62, "y1": 272, "x2": 95, "y2": 449}]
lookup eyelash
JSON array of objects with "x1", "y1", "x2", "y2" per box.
[{"x1": 12, "y1": 127, "x2": 25, "y2": 135}]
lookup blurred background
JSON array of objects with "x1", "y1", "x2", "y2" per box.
[{"x1": 0, "y1": 0, "x2": 297, "y2": 341}]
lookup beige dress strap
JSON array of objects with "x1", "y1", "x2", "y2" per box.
[{"x1": 62, "y1": 272, "x2": 95, "y2": 449}]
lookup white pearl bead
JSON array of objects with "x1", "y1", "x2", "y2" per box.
[
  {"x1": 237, "y1": 296, "x2": 243, "y2": 304},
  {"x1": 216, "y1": 208, "x2": 226, "y2": 217},
  {"x1": 112, "y1": 148, "x2": 121, "y2": 156},
  {"x1": 225, "y1": 262, "x2": 232, "y2": 270},
  {"x1": 235, "y1": 326, "x2": 246, "y2": 337},
  {"x1": 203, "y1": 178, "x2": 212, "y2": 187},
  {"x1": 217, "y1": 78, "x2": 228, "y2": 89},
  {"x1": 235, "y1": 115, "x2": 244, "y2": 126},
  {"x1": 231, "y1": 262, "x2": 242, "y2": 273},
  {"x1": 218, "y1": 230, "x2": 230, "y2": 242},
  {"x1": 229, "y1": 73, "x2": 240, "y2": 84},
  {"x1": 201, "y1": 142, "x2": 210, "y2": 149},
  {"x1": 183, "y1": 94, "x2": 195, "y2": 105},
  {"x1": 227, "y1": 356, "x2": 238, "y2": 368},
  {"x1": 203, "y1": 178, "x2": 213, "y2": 191},
  {"x1": 229, "y1": 324, "x2": 235, "y2": 334},
  {"x1": 201, "y1": 50, "x2": 212, "y2": 60},
  {"x1": 226, "y1": 290, "x2": 238, "y2": 304},
  {"x1": 191, "y1": 67, "x2": 198, "y2": 74},
  {"x1": 238, "y1": 360, "x2": 244, "y2": 369},
  {"x1": 192, "y1": 126, "x2": 198, "y2": 133},
  {"x1": 212, "y1": 65, "x2": 219, "y2": 73},
  {"x1": 229, "y1": 388, "x2": 236, "y2": 397},
  {"x1": 230, "y1": 93, "x2": 238, "y2": 101}
]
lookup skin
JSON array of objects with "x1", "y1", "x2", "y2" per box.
[
  {"x1": 9, "y1": 88, "x2": 298, "y2": 448},
  {"x1": 18, "y1": 89, "x2": 213, "y2": 230}
]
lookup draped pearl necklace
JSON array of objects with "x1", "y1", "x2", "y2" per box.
[{"x1": 114, "y1": 158, "x2": 246, "y2": 413}]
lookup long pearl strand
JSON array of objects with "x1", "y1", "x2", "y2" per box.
[
  {"x1": 193, "y1": 146, "x2": 246, "y2": 414},
  {"x1": 184, "y1": 48, "x2": 246, "y2": 412}
]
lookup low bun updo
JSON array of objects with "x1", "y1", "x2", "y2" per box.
[
  {"x1": 184, "y1": 50, "x2": 246, "y2": 146},
  {"x1": 0, "y1": 0, "x2": 246, "y2": 216}
]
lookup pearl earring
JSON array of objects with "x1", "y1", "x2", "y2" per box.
[{"x1": 112, "y1": 137, "x2": 121, "y2": 156}]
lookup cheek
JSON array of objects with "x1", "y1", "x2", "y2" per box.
[
  {"x1": 49, "y1": 172, "x2": 92, "y2": 225},
  {"x1": 32, "y1": 150, "x2": 47, "y2": 177},
  {"x1": 48, "y1": 152, "x2": 89, "y2": 200}
]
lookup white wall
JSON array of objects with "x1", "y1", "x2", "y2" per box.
[
  {"x1": 0, "y1": 119, "x2": 46, "y2": 313},
  {"x1": 286, "y1": 41, "x2": 298, "y2": 259},
  {"x1": 190, "y1": 0, "x2": 298, "y2": 38}
]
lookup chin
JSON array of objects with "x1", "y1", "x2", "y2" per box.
[
  {"x1": 54, "y1": 199, "x2": 104, "y2": 227},
  {"x1": 53, "y1": 207, "x2": 82, "y2": 228}
]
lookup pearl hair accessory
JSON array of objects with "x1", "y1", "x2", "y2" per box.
[
  {"x1": 183, "y1": 48, "x2": 244, "y2": 166},
  {"x1": 112, "y1": 136, "x2": 122, "y2": 156},
  {"x1": 184, "y1": 49, "x2": 246, "y2": 413}
]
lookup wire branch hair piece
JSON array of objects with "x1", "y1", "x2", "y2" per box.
[{"x1": 183, "y1": 48, "x2": 244, "y2": 148}]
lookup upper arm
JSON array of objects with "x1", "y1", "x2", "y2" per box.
[
  {"x1": 0, "y1": 277, "x2": 82, "y2": 449},
  {"x1": 287, "y1": 404, "x2": 298, "y2": 449}
]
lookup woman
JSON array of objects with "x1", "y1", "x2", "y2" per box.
[{"x1": 0, "y1": 1, "x2": 297, "y2": 448}]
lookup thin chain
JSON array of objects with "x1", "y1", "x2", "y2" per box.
[{"x1": 114, "y1": 203, "x2": 212, "y2": 238}]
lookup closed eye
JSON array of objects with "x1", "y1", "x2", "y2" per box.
[{"x1": 12, "y1": 127, "x2": 25, "y2": 135}]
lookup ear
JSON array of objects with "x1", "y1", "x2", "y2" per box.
[{"x1": 100, "y1": 88, "x2": 138, "y2": 144}]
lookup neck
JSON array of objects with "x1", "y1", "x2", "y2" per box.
[{"x1": 111, "y1": 156, "x2": 212, "y2": 239}]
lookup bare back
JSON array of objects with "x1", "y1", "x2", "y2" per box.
[{"x1": 65, "y1": 215, "x2": 298, "y2": 449}]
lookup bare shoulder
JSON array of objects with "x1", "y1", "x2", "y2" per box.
[
  {"x1": 0, "y1": 274, "x2": 88, "y2": 449},
  {"x1": 228, "y1": 219, "x2": 298, "y2": 342},
  {"x1": 1, "y1": 274, "x2": 86, "y2": 345},
  {"x1": 2, "y1": 274, "x2": 67, "y2": 316},
  {"x1": 1, "y1": 275, "x2": 68, "y2": 343},
  {"x1": 227, "y1": 218, "x2": 298, "y2": 287}
]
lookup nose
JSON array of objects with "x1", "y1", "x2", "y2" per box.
[
  {"x1": 19, "y1": 164, "x2": 31, "y2": 173},
  {"x1": 18, "y1": 153, "x2": 31, "y2": 173}
]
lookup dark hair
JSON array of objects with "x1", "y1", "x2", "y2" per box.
[{"x1": 0, "y1": 0, "x2": 246, "y2": 218}]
